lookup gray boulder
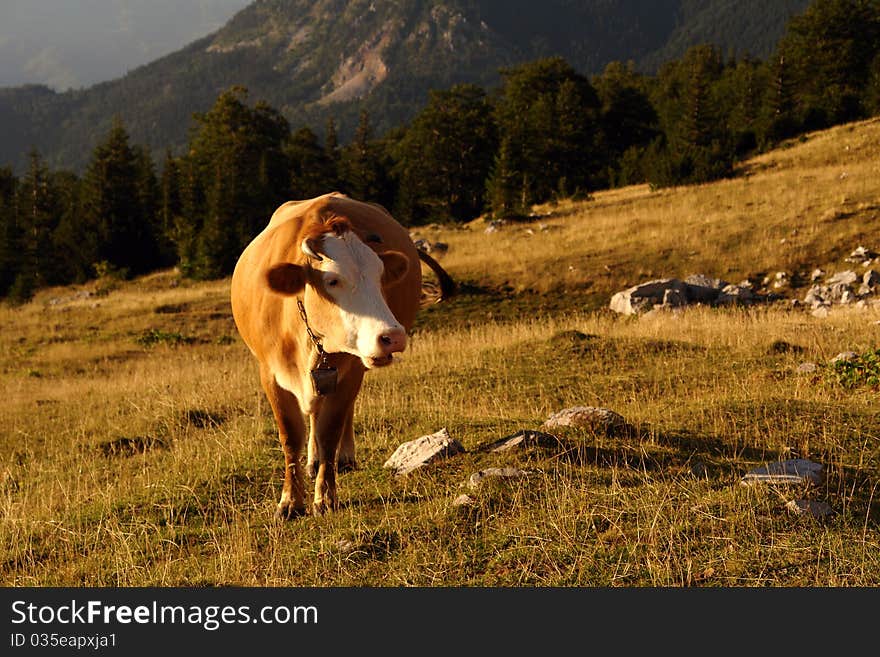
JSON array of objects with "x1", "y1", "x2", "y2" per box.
[
  {"x1": 610, "y1": 274, "x2": 766, "y2": 315},
  {"x1": 827, "y1": 270, "x2": 858, "y2": 286},
  {"x1": 684, "y1": 274, "x2": 728, "y2": 304},
  {"x1": 717, "y1": 284, "x2": 756, "y2": 305},
  {"x1": 482, "y1": 430, "x2": 562, "y2": 453},
  {"x1": 542, "y1": 406, "x2": 632, "y2": 436},
  {"x1": 859, "y1": 269, "x2": 880, "y2": 295},
  {"x1": 610, "y1": 278, "x2": 688, "y2": 315},
  {"x1": 383, "y1": 427, "x2": 466, "y2": 476}
]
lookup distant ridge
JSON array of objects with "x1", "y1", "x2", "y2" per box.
[{"x1": 0, "y1": 0, "x2": 810, "y2": 174}]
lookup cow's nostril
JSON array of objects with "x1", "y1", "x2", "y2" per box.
[{"x1": 380, "y1": 335, "x2": 393, "y2": 346}]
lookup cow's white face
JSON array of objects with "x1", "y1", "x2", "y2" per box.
[{"x1": 302, "y1": 232, "x2": 409, "y2": 369}]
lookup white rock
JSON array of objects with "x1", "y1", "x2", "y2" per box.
[
  {"x1": 786, "y1": 499, "x2": 833, "y2": 519},
  {"x1": 827, "y1": 270, "x2": 858, "y2": 286},
  {"x1": 741, "y1": 459, "x2": 824, "y2": 486},
  {"x1": 484, "y1": 430, "x2": 561, "y2": 453},
  {"x1": 452, "y1": 494, "x2": 477, "y2": 507},
  {"x1": 383, "y1": 428, "x2": 466, "y2": 476},
  {"x1": 467, "y1": 467, "x2": 533, "y2": 490},
  {"x1": 830, "y1": 351, "x2": 858, "y2": 363}
]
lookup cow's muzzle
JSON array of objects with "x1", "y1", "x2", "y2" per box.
[{"x1": 364, "y1": 327, "x2": 406, "y2": 368}]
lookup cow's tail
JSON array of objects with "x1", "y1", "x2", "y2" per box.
[{"x1": 417, "y1": 248, "x2": 457, "y2": 304}]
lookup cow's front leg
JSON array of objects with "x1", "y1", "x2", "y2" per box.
[
  {"x1": 306, "y1": 409, "x2": 356, "y2": 476},
  {"x1": 336, "y1": 404, "x2": 357, "y2": 473},
  {"x1": 309, "y1": 401, "x2": 346, "y2": 515},
  {"x1": 307, "y1": 365, "x2": 363, "y2": 479},
  {"x1": 260, "y1": 367, "x2": 308, "y2": 520}
]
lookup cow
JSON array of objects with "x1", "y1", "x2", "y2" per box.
[{"x1": 231, "y1": 192, "x2": 425, "y2": 519}]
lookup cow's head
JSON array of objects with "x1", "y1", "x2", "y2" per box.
[{"x1": 265, "y1": 217, "x2": 410, "y2": 369}]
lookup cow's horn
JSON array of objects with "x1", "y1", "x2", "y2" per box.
[{"x1": 301, "y1": 238, "x2": 323, "y2": 261}]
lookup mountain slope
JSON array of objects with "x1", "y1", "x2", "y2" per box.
[
  {"x1": 0, "y1": 0, "x2": 251, "y2": 90},
  {"x1": 0, "y1": 0, "x2": 811, "y2": 174}
]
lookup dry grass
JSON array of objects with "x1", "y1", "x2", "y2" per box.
[
  {"x1": 413, "y1": 116, "x2": 880, "y2": 304},
  {"x1": 2, "y1": 118, "x2": 880, "y2": 586}
]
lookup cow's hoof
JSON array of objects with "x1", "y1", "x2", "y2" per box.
[
  {"x1": 312, "y1": 499, "x2": 338, "y2": 516},
  {"x1": 337, "y1": 455, "x2": 358, "y2": 473},
  {"x1": 274, "y1": 501, "x2": 307, "y2": 521}
]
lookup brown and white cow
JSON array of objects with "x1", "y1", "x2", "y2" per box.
[{"x1": 231, "y1": 192, "x2": 422, "y2": 518}]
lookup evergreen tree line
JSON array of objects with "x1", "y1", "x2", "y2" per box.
[{"x1": 2, "y1": 0, "x2": 879, "y2": 301}]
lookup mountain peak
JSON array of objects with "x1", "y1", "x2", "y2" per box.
[{"x1": 0, "y1": 0, "x2": 810, "y2": 173}]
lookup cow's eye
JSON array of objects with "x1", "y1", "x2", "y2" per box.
[{"x1": 326, "y1": 278, "x2": 340, "y2": 288}]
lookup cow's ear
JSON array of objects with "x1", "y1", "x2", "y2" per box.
[
  {"x1": 380, "y1": 251, "x2": 410, "y2": 288},
  {"x1": 266, "y1": 263, "x2": 305, "y2": 296}
]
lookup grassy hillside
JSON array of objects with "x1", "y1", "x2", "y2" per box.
[{"x1": 2, "y1": 118, "x2": 879, "y2": 586}]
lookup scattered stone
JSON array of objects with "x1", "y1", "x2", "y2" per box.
[
  {"x1": 452, "y1": 494, "x2": 477, "y2": 507},
  {"x1": 811, "y1": 306, "x2": 830, "y2": 318},
  {"x1": 859, "y1": 269, "x2": 880, "y2": 295},
  {"x1": 482, "y1": 430, "x2": 562, "y2": 453},
  {"x1": 609, "y1": 278, "x2": 688, "y2": 315},
  {"x1": 741, "y1": 459, "x2": 824, "y2": 486},
  {"x1": 383, "y1": 427, "x2": 466, "y2": 476},
  {"x1": 811, "y1": 268, "x2": 825, "y2": 282},
  {"x1": 414, "y1": 239, "x2": 449, "y2": 254},
  {"x1": 542, "y1": 406, "x2": 632, "y2": 436},
  {"x1": 845, "y1": 245, "x2": 878, "y2": 266},
  {"x1": 786, "y1": 499, "x2": 834, "y2": 520},
  {"x1": 796, "y1": 362, "x2": 819, "y2": 374},
  {"x1": 717, "y1": 283, "x2": 756, "y2": 305},
  {"x1": 830, "y1": 351, "x2": 858, "y2": 364},
  {"x1": 683, "y1": 274, "x2": 728, "y2": 303},
  {"x1": 484, "y1": 220, "x2": 505, "y2": 234},
  {"x1": 772, "y1": 271, "x2": 790, "y2": 289},
  {"x1": 663, "y1": 287, "x2": 687, "y2": 307},
  {"x1": 827, "y1": 270, "x2": 858, "y2": 286},
  {"x1": 467, "y1": 467, "x2": 533, "y2": 490},
  {"x1": 610, "y1": 274, "x2": 770, "y2": 315}
]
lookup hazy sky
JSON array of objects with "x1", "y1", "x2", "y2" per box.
[{"x1": 0, "y1": 0, "x2": 251, "y2": 90}]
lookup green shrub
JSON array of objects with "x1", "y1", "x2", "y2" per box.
[
  {"x1": 135, "y1": 329, "x2": 195, "y2": 347},
  {"x1": 827, "y1": 349, "x2": 880, "y2": 389}
]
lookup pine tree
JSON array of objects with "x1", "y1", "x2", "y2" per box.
[
  {"x1": 759, "y1": 54, "x2": 798, "y2": 144},
  {"x1": 80, "y1": 118, "x2": 150, "y2": 277},
  {"x1": 393, "y1": 84, "x2": 497, "y2": 223},
  {"x1": 182, "y1": 86, "x2": 291, "y2": 277},
  {"x1": 489, "y1": 57, "x2": 602, "y2": 214},
  {"x1": 9, "y1": 151, "x2": 60, "y2": 300},
  {"x1": 324, "y1": 116, "x2": 341, "y2": 190},
  {"x1": 288, "y1": 127, "x2": 337, "y2": 200},
  {"x1": 485, "y1": 137, "x2": 522, "y2": 219},
  {"x1": 341, "y1": 109, "x2": 379, "y2": 201},
  {"x1": 593, "y1": 61, "x2": 659, "y2": 185},
  {"x1": 778, "y1": 0, "x2": 880, "y2": 127},
  {"x1": 0, "y1": 167, "x2": 20, "y2": 296},
  {"x1": 49, "y1": 169, "x2": 88, "y2": 285},
  {"x1": 158, "y1": 150, "x2": 181, "y2": 266}
]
